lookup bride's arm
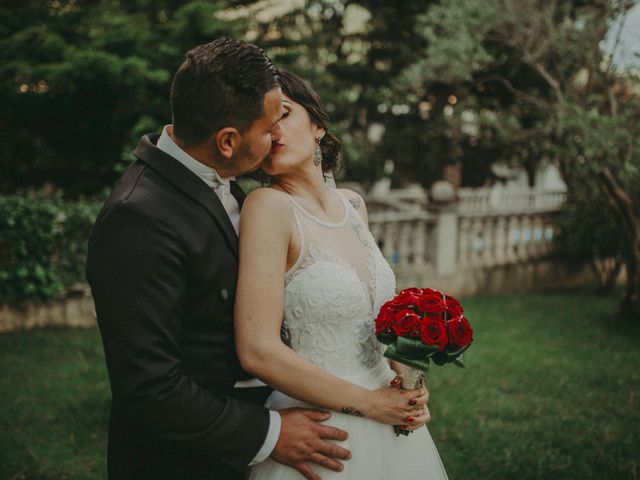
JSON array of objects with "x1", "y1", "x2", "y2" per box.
[{"x1": 235, "y1": 189, "x2": 425, "y2": 426}]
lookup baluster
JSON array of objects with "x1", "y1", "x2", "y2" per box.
[
  {"x1": 369, "y1": 221, "x2": 382, "y2": 248},
  {"x1": 398, "y1": 221, "x2": 412, "y2": 269},
  {"x1": 477, "y1": 217, "x2": 490, "y2": 266},
  {"x1": 543, "y1": 218, "x2": 555, "y2": 255},
  {"x1": 425, "y1": 219, "x2": 437, "y2": 268},
  {"x1": 516, "y1": 215, "x2": 528, "y2": 260},
  {"x1": 457, "y1": 217, "x2": 471, "y2": 269},
  {"x1": 531, "y1": 215, "x2": 544, "y2": 257},
  {"x1": 493, "y1": 215, "x2": 506, "y2": 265},
  {"x1": 382, "y1": 221, "x2": 396, "y2": 266},
  {"x1": 482, "y1": 216, "x2": 497, "y2": 267},
  {"x1": 506, "y1": 215, "x2": 519, "y2": 263},
  {"x1": 524, "y1": 216, "x2": 535, "y2": 259},
  {"x1": 413, "y1": 220, "x2": 426, "y2": 269},
  {"x1": 470, "y1": 217, "x2": 483, "y2": 267}
]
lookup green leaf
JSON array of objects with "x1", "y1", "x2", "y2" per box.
[
  {"x1": 431, "y1": 351, "x2": 449, "y2": 366},
  {"x1": 383, "y1": 351, "x2": 432, "y2": 373},
  {"x1": 453, "y1": 358, "x2": 466, "y2": 369},
  {"x1": 383, "y1": 344, "x2": 432, "y2": 372},
  {"x1": 395, "y1": 336, "x2": 441, "y2": 357},
  {"x1": 376, "y1": 333, "x2": 396, "y2": 345}
]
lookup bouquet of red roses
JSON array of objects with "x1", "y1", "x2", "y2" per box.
[{"x1": 375, "y1": 287, "x2": 473, "y2": 391}]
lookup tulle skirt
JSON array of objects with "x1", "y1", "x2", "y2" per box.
[{"x1": 248, "y1": 361, "x2": 449, "y2": 480}]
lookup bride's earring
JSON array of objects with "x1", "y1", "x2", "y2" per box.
[{"x1": 313, "y1": 140, "x2": 323, "y2": 166}]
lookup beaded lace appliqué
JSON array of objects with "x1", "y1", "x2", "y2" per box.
[{"x1": 281, "y1": 193, "x2": 396, "y2": 376}]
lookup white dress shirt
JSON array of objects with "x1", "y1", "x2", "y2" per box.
[{"x1": 156, "y1": 126, "x2": 280, "y2": 465}]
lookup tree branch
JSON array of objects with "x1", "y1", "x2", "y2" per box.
[
  {"x1": 598, "y1": 167, "x2": 640, "y2": 247},
  {"x1": 609, "y1": 87, "x2": 619, "y2": 117},
  {"x1": 534, "y1": 62, "x2": 564, "y2": 103},
  {"x1": 476, "y1": 74, "x2": 553, "y2": 111}
]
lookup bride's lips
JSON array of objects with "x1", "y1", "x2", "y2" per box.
[{"x1": 270, "y1": 142, "x2": 284, "y2": 154}]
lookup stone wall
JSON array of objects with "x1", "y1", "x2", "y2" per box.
[
  {"x1": 0, "y1": 286, "x2": 95, "y2": 333},
  {"x1": 394, "y1": 260, "x2": 592, "y2": 297}
]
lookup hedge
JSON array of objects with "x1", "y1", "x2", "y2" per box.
[{"x1": 0, "y1": 195, "x2": 102, "y2": 306}]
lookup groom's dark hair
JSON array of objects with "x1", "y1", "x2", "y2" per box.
[{"x1": 170, "y1": 37, "x2": 280, "y2": 147}]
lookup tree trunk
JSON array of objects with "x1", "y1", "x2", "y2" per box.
[
  {"x1": 589, "y1": 257, "x2": 623, "y2": 295},
  {"x1": 598, "y1": 167, "x2": 640, "y2": 319}
]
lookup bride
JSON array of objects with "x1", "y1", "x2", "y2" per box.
[{"x1": 235, "y1": 70, "x2": 449, "y2": 479}]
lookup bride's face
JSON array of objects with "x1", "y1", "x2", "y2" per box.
[{"x1": 261, "y1": 93, "x2": 323, "y2": 177}]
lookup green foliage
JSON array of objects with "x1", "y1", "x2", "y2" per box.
[
  {"x1": 406, "y1": 0, "x2": 497, "y2": 84},
  {"x1": 1, "y1": 0, "x2": 637, "y2": 196},
  {"x1": 555, "y1": 188, "x2": 622, "y2": 264},
  {"x1": 0, "y1": 195, "x2": 101, "y2": 305},
  {"x1": 382, "y1": 336, "x2": 468, "y2": 372},
  {"x1": 0, "y1": 0, "x2": 242, "y2": 196},
  {"x1": 554, "y1": 185, "x2": 624, "y2": 292}
]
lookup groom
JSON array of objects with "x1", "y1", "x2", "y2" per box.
[{"x1": 87, "y1": 38, "x2": 351, "y2": 480}]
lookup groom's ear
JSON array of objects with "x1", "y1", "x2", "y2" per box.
[{"x1": 215, "y1": 127, "x2": 242, "y2": 160}]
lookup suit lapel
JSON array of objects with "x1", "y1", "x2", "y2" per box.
[{"x1": 133, "y1": 133, "x2": 239, "y2": 257}]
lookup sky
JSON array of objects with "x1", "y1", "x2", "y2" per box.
[{"x1": 604, "y1": 2, "x2": 640, "y2": 71}]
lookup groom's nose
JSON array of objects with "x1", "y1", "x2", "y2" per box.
[{"x1": 270, "y1": 122, "x2": 282, "y2": 142}]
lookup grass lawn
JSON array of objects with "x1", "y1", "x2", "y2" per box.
[{"x1": 1, "y1": 292, "x2": 638, "y2": 479}]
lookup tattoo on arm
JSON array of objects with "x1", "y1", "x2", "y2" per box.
[
  {"x1": 351, "y1": 218, "x2": 369, "y2": 247},
  {"x1": 341, "y1": 406, "x2": 364, "y2": 417},
  {"x1": 348, "y1": 196, "x2": 362, "y2": 211}
]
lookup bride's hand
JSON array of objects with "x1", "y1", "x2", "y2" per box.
[{"x1": 360, "y1": 384, "x2": 430, "y2": 426}]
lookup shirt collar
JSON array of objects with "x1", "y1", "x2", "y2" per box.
[{"x1": 156, "y1": 125, "x2": 235, "y2": 189}]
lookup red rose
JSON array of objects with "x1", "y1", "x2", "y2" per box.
[
  {"x1": 416, "y1": 289, "x2": 446, "y2": 316},
  {"x1": 444, "y1": 295, "x2": 464, "y2": 320},
  {"x1": 419, "y1": 318, "x2": 448, "y2": 350},
  {"x1": 400, "y1": 287, "x2": 423, "y2": 298},
  {"x1": 393, "y1": 309, "x2": 421, "y2": 337},
  {"x1": 389, "y1": 289, "x2": 419, "y2": 308},
  {"x1": 375, "y1": 305, "x2": 395, "y2": 334},
  {"x1": 448, "y1": 316, "x2": 473, "y2": 347}
]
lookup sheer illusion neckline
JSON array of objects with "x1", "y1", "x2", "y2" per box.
[{"x1": 282, "y1": 188, "x2": 349, "y2": 228}]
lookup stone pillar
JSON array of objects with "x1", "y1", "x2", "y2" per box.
[{"x1": 429, "y1": 181, "x2": 459, "y2": 276}]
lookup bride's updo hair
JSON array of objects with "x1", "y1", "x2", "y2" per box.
[{"x1": 278, "y1": 70, "x2": 342, "y2": 173}]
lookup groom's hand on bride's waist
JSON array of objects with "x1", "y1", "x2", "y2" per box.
[{"x1": 271, "y1": 407, "x2": 351, "y2": 480}]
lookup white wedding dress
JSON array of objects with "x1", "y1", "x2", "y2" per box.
[{"x1": 248, "y1": 189, "x2": 448, "y2": 480}]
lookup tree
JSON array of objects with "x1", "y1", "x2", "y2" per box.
[
  {"x1": 240, "y1": 0, "x2": 454, "y2": 186},
  {"x1": 400, "y1": 0, "x2": 640, "y2": 318},
  {"x1": 0, "y1": 0, "x2": 243, "y2": 195}
]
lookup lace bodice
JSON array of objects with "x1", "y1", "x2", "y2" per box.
[{"x1": 281, "y1": 189, "x2": 396, "y2": 378}]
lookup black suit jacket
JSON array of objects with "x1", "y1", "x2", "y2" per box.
[{"x1": 86, "y1": 133, "x2": 270, "y2": 480}]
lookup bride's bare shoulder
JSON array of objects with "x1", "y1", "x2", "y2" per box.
[
  {"x1": 245, "y1": 187, "x2": 290, "y2": 207},
  {"x1": 242, "y1": 187, "x2": 293, "y2": 223}
]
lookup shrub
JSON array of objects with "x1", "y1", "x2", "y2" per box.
[
  {"x1": 0, "y1": 195, "x2": 101, "y2": 306},
  {"x1": 554, "y1": 187, "x2": 623, "y2": 294}
]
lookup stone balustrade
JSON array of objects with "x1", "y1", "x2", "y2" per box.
[
  {"x1": 366, "y1": 184, "x2": 585, "y2": 295},
  {"x1": 456, "y1": 211, "x2": 557, "y2": 270},
  {"x1": 458, "y1": 186, "x2": 566, "y2": 214},
  {"x1": 368, "y1": 211, "x2": 437, "y2": 273}
]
